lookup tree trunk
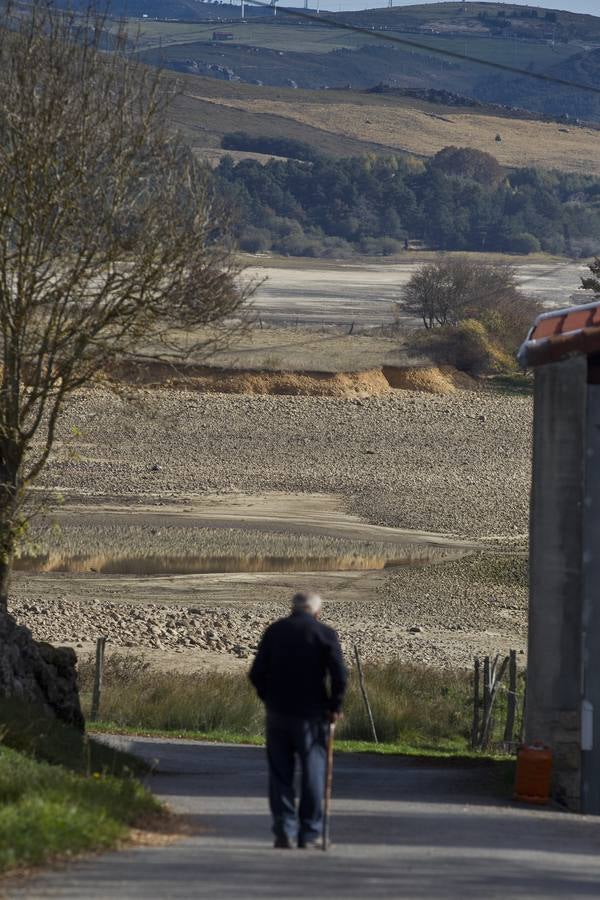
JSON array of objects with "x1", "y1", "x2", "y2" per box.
[{"x1": 0, "y1": 557, "x2": 10, "y2": 613}]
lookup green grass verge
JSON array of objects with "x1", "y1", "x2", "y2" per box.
[
  {"x1": 88, "y1": 721, "x2": 510, "y2": 763},
  {"x1": 0, "y1": 699, "x2": 148, "y2": 776},
  {"x1": 0, "y1": 700, "x2": 160, "y2": 876},
  {"x1": 0, "y1": 743, "x2": 159, "y2": 875}
]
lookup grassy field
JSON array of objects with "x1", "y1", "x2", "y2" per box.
[
  {"x1": 77, "y1": 654, "x2": 519, "y2": 754},
  {"x1": 170, "y1": 73, "x2": 600, "y2": 173},
  {"x1": 172, "y1": 80, "x2": 393, "y2": 158},
  {"x1": 126, "y1": 21, "x2": 372, "y2": 53},
  {"x1": 122, "y1": 17, "x2": 577, "y2": 68},
  {"x1": 0, "y1": 746, "x2": 158, "y2": 875},
  {"x1": 0, "y1": 703, "x2": 160, "y2": 875},
  {"x1": 198, "y1": 91, "x2": 600, "y2": 174}
]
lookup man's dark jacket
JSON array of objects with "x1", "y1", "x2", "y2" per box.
[{"x1": 249, "y1": 611, "x2": 347, "y2": 718}]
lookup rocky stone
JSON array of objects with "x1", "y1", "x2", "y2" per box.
[{"x1": 0, "y1": 611, "x2": 84, "y2": 730}]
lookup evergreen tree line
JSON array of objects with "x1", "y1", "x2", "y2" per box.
[{"x1": 214, "y1": 143, "x2": 600, "y2": 258}]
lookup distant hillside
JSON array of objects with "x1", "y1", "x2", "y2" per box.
[
  {"x1": 173, "y1": 76, "x2": 600, "y2": 177},
  {"x1": 111, "y1": 1, "x2": 600, "y2": 121},
  {"x1": 139, "y1": 37, "x2": 479, "y2": 92},
  {"x1": 473, "y1": 47, "x2": 600, "y2": 121},
  {"x1": 332, "y1": 2, "x2": 600, "y2": 43}
]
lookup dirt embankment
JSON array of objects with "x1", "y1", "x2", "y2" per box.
[{"x1": 110, "y1": 360, "x2": 463, "y2": 397}]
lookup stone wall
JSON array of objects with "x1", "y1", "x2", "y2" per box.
[
  {"x1": 0, "y1": 611, "x2": 84, "y2": 730},
  {"x1": 527, "y1": 356, "x2": 586, "y2": 810}
]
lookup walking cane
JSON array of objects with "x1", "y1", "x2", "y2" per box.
[{"x1": 322, "y1": 721, "x2": 336, "y2": 852}]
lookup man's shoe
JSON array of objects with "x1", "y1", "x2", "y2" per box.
[
  {"x1": 274, "y1": 835, "x2": 294, "y2": 849},
  {"x1": 298, "y1": 838, "x2": 322, "y2": 850}
]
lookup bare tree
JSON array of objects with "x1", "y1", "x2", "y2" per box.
[
  {"x1": 400, "y1": 257, "x2": 474, "y2": 329},
  {"x1": 0, "y1": 3, "x2": 249, "y2": 613},
  {"x1": 399, "y1": 255, "x2": 539, "y2": 345}
]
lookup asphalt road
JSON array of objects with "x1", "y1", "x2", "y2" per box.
[
  {"x1": 246, "y1": 260, "x2": 589, "y2": 328},
  {"x1": 9, "y1": 736, "x2": 600, "y2": 899}
]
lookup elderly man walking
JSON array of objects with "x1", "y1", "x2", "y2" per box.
[{"x1": 249, "y1": 591, "x2": 347, "y2": 849}]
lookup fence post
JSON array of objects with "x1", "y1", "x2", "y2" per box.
[
  {"x1": 471, "y1": 657, "x2": 480, "y2": 750},
  {"x1": 503, "y1": 649, "x2": 518, "y2": 745},
  {"x1": 481, "y1": 655, "x2": 509, "y2": 750},
  {"x1": 353, "y1": 645, "x2": 378, "y2": 744},
  {"x1": 481, "y1": 655, "x2": 491, "y2": 746},
  {"x1": 90, "y1": 636, "x2": 107, "y2": 722},
  {"x1": 518, "y1": 673, "x2": 527, "y2": 744}
]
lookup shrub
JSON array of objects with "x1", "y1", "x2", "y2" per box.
[
  {"x1": 414, "y1": 320, "x2": 516, "y2": 376},
  {"x1": 504, "y1": 232, "x2": 541, "y2": 255},
  {"x1": 360, "y1": 236, "x2": 404, "y2": 256},
  {"x1": 221, "y1": 132, "x2": 321, "y2": 163},
  {"x1": 239, "y1": 226, "x2": 272, "y2": 253},
  {"x1": 274, "y1": 233, "x2": 322, "y2": 257},
  {"x1": 429, "y1": 146, "x2": 503, "y2": 184},
  {"x1": 401, "y1": 256, "x2": 542, "y2": 374}
]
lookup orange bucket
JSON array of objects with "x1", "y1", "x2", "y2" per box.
[{"x1": 514, "y1": 743, "x2": 553, "y2": 805}]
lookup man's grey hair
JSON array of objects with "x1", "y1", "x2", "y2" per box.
[{"x1": 291, "y1": 591, "x2": 322, "y2": 615}]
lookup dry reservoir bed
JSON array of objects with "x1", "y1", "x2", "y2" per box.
[{"x1": 10, "y1": 385, "x2": 531, "y2": 670}]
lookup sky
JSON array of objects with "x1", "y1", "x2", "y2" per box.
[{"x1": 290, "y1": 1, "x2": 600, "y2": 15}]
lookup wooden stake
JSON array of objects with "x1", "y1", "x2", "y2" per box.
[
  {"x1": 471, "y1": 657, "x2": 481, "y2": 750},
  {"x1": 353, "y1": 644, "x2": 378, "y2": 743},
  {"x1": 518, "y1": 673, "x2": 527, "y2": 744},
  {"x1": 90, "y1": 636, "x2": 107, "y2": 722},
  {"x1": 503, "y1": 649, "x2": 518, "y2": 746},
  {"x1": 481, "y1": 655, "x2": 491, "y2": 746},
  {"x1": 481, "y1": 655, "x2": 509, "y2": 750},
  {"x1": 322, "y1": 722, "x2": 335, "y2": 852}
]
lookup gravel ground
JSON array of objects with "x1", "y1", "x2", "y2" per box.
[
  {"x1": 11, "y1": 384, "x2": 531, "y2": 669},
  {"x1": 38, "y1": 385, "x2": 532, "y2": 539},
  {"x1": 10, "y1": 551, "x2": 527, "y2": 669}
]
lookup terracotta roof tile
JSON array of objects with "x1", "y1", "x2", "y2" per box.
[{"x1": 519, "y1": 300, "x2": 600, "y2": 368}]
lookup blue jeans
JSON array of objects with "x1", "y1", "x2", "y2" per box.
[{"x1": 266, "y1": 711, "x2": 327, "y2": 845}]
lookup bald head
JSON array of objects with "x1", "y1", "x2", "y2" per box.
[{"x1": 291, "y1": 591, "x2": 322, "y2": 617}]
